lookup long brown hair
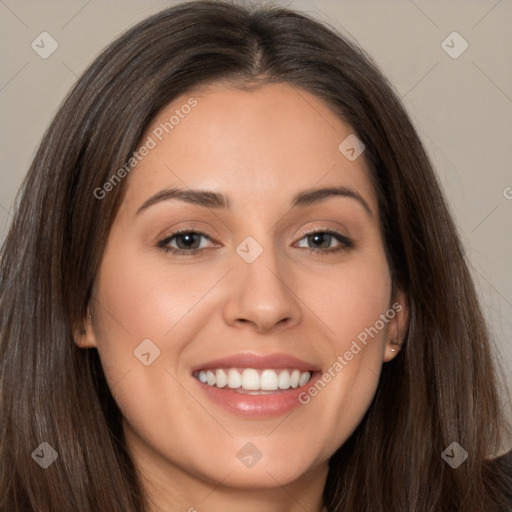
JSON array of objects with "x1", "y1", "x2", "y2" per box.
[{"x1": 1, "y1": 1, "x2": 510, "y2": 510}]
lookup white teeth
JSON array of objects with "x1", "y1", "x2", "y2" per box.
[
  {"x1": 260, "y1": 369, "x2": 279, "y2": 390},
  {"x1": 195, "y1": 368, "x2": 313, "y2": 391},
  {"x1": 227, "y1": 368, "x2": 242, "y2": 389},
  {"x1": 206, "y1": 370, "x2": 216, "y2": 386},
  {"x1": 277, "y1": 370, "x2": 290, "y2": 389},
  {"x1": 299, "y1": 371, "x2": 310, "y2": 387},
  {"x1": 241, "y1": 369, "x2": 260, "y2": 390},
  {"x1": 215, "y1": 369, "x2": 228, "y2": 388},
  {"x1": 290, "y1": 369, "x2": 300, "y2": 388}
]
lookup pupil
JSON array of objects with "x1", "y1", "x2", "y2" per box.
[
  {"x1": 178, "y1": 233, "x2": 198, "y2": 249},
  {"x1": 310, "y1": 233, "x2": 329, "y2": 248}
]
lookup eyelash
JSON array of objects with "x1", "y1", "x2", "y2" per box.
[{"x1": 157, "y1": 227, "x2": 354, "y2": 256}]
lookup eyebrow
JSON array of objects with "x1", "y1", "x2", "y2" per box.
[{"x1": 136, "y1": 185, "x2": 372, "y2": 217}]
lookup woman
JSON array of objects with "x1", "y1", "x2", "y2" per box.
[{"x1": 1, "y1": 1, "x2": 510, "y2": 511}]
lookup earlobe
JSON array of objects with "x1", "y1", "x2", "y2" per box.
[
  {"x1": 383, "y1": 288, "x2": 409, "y2": 362},
  {"x1": 73, "y1": 311, "x2": 97, "y2": 349},
  {"x1": 389, "y1": 341, "x2": 401, "y2": 353},
  {"x1": 383, "y1": 339, "x2": 402, "y2": 362}
]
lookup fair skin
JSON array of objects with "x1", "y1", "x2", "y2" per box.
[{"x1": 76, "y1": 82, "x2": 408, "y2": 512}]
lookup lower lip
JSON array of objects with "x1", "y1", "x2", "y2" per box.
[{"x1": 193, "y1": 372, "x2": 321, "y2": 418}]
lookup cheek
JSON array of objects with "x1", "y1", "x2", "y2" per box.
[
  {"x1": 294, "y1": 247, "x2": 391, "y2": 453},
  {"x1": 307, "y1": 246, "x2": 392, "y2": 352},
  {"x1": 89, "y1": 243, "x2": 180, "y2": 394},
  {"x1": 93, "y1": 243, "x2": 208, "y2": 348}
]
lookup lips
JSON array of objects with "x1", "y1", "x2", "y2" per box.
[
  {"x1": 191, "y1": 352, "x2": 321, "y2": 373},
  {"x1": 191, "y1": 352, "x2": 321, "y2": 418}
]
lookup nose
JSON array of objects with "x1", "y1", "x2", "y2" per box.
[{"x1": 222, "y1": 240, "x2": 302, "y2": 334}]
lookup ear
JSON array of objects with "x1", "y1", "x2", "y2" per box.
[
  {"x1": 73, "y1": 308, "x2": 98, "y2": 349},
  {"x1": 383, "y1": 286, "x2": 408, "y2": 362}
]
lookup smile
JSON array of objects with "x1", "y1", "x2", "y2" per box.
[{"x1": 193, "y1": 368, "x2": 312, "y2": 393}]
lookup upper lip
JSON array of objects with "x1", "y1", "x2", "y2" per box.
[{"x1": 191, "y1": 352, "x2": 321, "y2": 373}]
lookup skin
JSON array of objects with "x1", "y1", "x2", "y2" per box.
[{"x1": 76, "y1": 82, "x2": 408, "y2": 512}]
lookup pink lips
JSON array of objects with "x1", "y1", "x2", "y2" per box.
[
  {"x1": 191, "y1": 352, "x2": 321, "y2": 373},
  {"x1": 191, "y1": 352, "x2": 321, "y2": 418}
]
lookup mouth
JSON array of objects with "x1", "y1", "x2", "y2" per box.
[
  {"x1": 190, "y1": 353, "x2": 321, "y2": 418},
  {"x1": 193, "y1": 367, "x2": 313, "y2": 394}
]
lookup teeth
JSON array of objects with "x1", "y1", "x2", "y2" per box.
[
  {"x1": 298, "y1": 371, "x2": 310, "y2": 387},
  {"x1": 195, "y1": 368, "x2": 312, "y2": 391},
  {"x1": 227, "y1": 368, "x2": 242, "y2": 389},
  {"x1": 277, "y1": 370, "x2": 290, "y2": 389},
  {"x1": 206, "y1": 370, "x2": 216, "y2": 386},
  {"x1": 290, "y1": 369, "x2": 300, "y2": 388},
  {"x1": 216, "y1": 369, "x2": 227, "y2": 388},
  {"x1": 261, "y1": 369, "x2": 279, "y2": 390},
  {"x1": 242, "y1": 368, "x2": 260, "y2": 390}
]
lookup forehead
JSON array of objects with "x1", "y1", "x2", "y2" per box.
[{"x1": 121, "y1": 82, "x2": 377, "y2": 217}]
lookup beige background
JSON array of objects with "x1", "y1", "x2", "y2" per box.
[{"x1": 1, "y1": 1, "x2": 511, "y2": 415}]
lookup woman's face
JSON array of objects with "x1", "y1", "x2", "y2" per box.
[{"x1": 80, "y1": 82, "x2": 407, "y2": 495}]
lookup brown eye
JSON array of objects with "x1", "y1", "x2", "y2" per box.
[{"x1": 158, "y1": 229, "x2": 216, "y2": 255}]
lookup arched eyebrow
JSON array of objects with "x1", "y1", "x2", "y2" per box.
[
  {"x1": 292, "y1": 186, "x2": 372, "y2": 216},
  {"x1": 136, "y1": 185, "x2": 372, "y2": 217}
]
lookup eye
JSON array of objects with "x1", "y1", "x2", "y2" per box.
[
  {"x1": 157, "y1": 227, "x2": 354, "y2": 256},
  {"x1": 295, "y1": 229, "x2": 354, "y2": 255},
  {"x1": 157, "y1": 228, "x2": 217, "y2": 255}
]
